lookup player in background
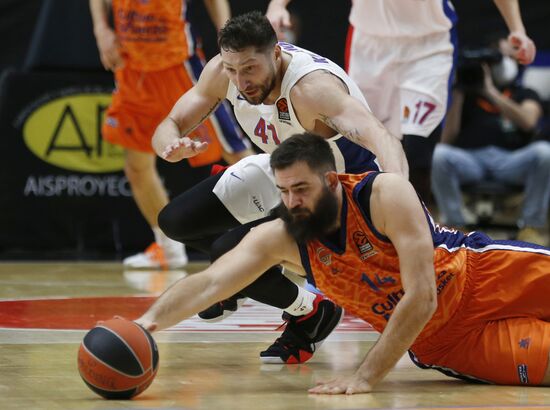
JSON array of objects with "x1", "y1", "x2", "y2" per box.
[
  {"x1": 90, "y1": 0, "x2": 254, "y2": 269},
  {"x1": 267, "y1": 0, "x2": 536, "y2": 203}
]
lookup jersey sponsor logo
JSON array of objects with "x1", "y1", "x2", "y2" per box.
[
  {"x1": 352, "y1": 231, "x2": 377, "y2": 259},
  {"x1": 517, "y1": 364, "x2": 529, "y2": 384},
  {"x1": 20, "y1": 92, "x2": 125, "y2": 173},
  {"x1": 436, "y1": 270, "x2": 455, "y2": 295},
  {"x1": 371, "y1": 289, "x2": 405, "y2": 321},
  {"x1": 251, "y1": 195, "x2": 265, "y2": 212},
  {"x1": 276, "y1": 98, "x2": 291, "y2": 122},
  {"x1": 316, "y1": 247, "x2": 332, "y2": 266}
]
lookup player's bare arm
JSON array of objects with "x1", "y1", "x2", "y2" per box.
[
  {"x1": 89, "y1": 0, "x2": 123, "y2": 71},
  {"x1": 136, "y1": 219, "x2": 301, "y2": 332},
  {"x1": 311, "y1": 174, "x2": 436, "y2": 394},
  {"x1": 290, "y1": 70, "x2": 409, "y2": 178},
  {"x1": 151, "y1": 55, "x2": 230, "y2": 162}
]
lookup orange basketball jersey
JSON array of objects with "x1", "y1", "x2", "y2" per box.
[
  {"x1": 112, "y1": 0, "x2": 193, "y2": 71},
  {"x1": 300, "y1": 172, "x2": 468, "y2": 342},
  {"x1": 300, "y1": 171, "x2": 550, "y2": 384}
]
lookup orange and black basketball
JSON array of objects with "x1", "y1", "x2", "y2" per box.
[{"x1": 77, "y1": 317, "x2": 159, "y2": 399}]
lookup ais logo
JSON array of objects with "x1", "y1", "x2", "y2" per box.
[{"x1": 23, "y1": 93, "x2": 125, "y2": 173}]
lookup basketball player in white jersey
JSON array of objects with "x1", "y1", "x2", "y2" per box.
[
  {"x1": 152, "y1": 11, "x2": 407, "y2": 364},
  {"x1": 267, "y1": 0, "x2": 536, "y2": 201}
]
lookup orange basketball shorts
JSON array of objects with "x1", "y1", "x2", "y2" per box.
[
  {"x1": 102, "y1": 54, "x2": 249, "y2": 167},
  {"x1": 411, "y1": 238, "x2": 550, "y2": 385}
]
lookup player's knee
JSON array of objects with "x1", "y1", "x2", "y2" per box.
[{"x1": 157, "y1": 203, "x2": 184, "y2": 242}]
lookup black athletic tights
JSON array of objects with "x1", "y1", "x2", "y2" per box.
[
  {"x1": 402, "y1": 124, "x2": 442, "y2": 206},
  {"x1": 158, "y1": 172, "x2": 298, "y2": 309}
]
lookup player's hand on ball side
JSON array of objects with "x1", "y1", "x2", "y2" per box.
[
  {"x1": 161, "y1": 137, "x2": 209, "y2": 162},
  {"x1": 134, "y1": 317, "x2": 158, "y2": 333}
]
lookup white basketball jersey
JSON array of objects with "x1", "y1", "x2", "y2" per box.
[
  {"x1": 225, "y1": 42, "x2": 374, "y2": 173},
  {"x1": 349, "y1": 0, "x2": 456, "y2": 38}
]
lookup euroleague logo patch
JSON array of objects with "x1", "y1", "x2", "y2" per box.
[
  {"x1": 277, "y1": 98, "x2": 291, "y2": 122},
  {"x1": 352, "y1": 231, "x2": 377, "y2": 259}
]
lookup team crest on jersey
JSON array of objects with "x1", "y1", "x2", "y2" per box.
[
  {"x1": 352, "y1": 231, "x2": 377, "y2": 260},
  {"x1": 316, "y1": 247, "x2": 332, "y2": 266},
  {"x1": 276, "y1": 98, "x2": 291, "y2": 122}
]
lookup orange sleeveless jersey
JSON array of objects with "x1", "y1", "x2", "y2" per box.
[
  {"x1": 302, "y1": 172, "x2": 468, "y2": 345},
  {"x1": 113, "y1": 0, "x2": 193, "y2": 71}
]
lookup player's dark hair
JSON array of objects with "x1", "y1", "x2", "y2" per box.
[
  {"x1": 270, "y1": 133, "x2": 337, "y2": 175},
  {"x1": 218, "y1": 11, "x2": 277, "y2": 53}
]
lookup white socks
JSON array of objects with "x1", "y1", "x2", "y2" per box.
[
  {"x1": 152, "y1": 226, "x2": 186, "y2": 257},
  {"x1": 283, "y1": 286, "x2": 318, "y2": 316}
]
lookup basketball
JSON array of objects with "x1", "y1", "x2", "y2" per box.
[{"x1": 77, "y1": 318, "x2": 159, "y2": 399}]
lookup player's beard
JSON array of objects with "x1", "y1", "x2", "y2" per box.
[
  {"x1": 275, "y1": 185, "x2": 339, "y2": 243},
  {"x1": 241, "y1": 65, "x2": 277, "y2": 105}
]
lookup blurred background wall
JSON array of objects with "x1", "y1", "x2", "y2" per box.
[{"x1": 0, "y1": 0, "x2": 548, "y2": 260}]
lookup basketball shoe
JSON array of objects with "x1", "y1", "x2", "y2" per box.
[
  {"x1": 260, "y1": 294, "x2": 344, "y2": 364},
  {"x1": 122, "y1": 242, "x2": 188, "y2": 270},
  {"x1": 198, "y1": 294, "x2": 248, "y2": 322}
]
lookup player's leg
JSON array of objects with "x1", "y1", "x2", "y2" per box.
[
  {"x1": 122, "y1": 149, "x2": 188, "y2": 268},
  {"x1": 402, "y1": 126, "x2": 441, "y2": 205},
  {"x1": 205, "y1": 216, "x2": 344, "y2": 364},
  {"x1": 412, "y1": 317, "x2": 550, "y2": 385},
  {"x1": 101, "y1": 67, "x2": 187, "y2": 269},
  {"x1": 398, "y1": 30, "x2": 456, "y2": 204},
  {"x1": 158, "y1": 171, "x2": 240, "y2": 255}
]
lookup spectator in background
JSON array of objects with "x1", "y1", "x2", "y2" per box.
[
  {"x1": 89, "y1": 0, "x2": 253, "y2": 269},
  {"x1": 431, "y1": 37, "x2": 549, "y2": 246},
  {"x1": 267, "y1": 0, "x2": 537, "y2": 205}
]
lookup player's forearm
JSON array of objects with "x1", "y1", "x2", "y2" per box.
[
  {"x1": 203, "y1": 0, "x2": 231, "y2": 31},
  {"x1": 320, "y1": 112, "x2": 409, "y2": 177},
  {"x1": 356, "y1": 293, "x2": 436, "y2": 387},
  {"x1": 89, "y1": 0, "x2": 111, "y2": 34},
  {"x1": 139, "y1": 272, "x2": 229, "y2": 331},
  {"x1": 492, "y1": 0, "x2": 526, "y2": 34}
]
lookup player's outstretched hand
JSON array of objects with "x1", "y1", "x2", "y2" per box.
[
  {"x1": 308, "y1": 373, "x2": 373, "y2": 395},
  {"x1": 507, "y1": 31, "x2": 536, "y2": 65},
  {"x1": 161, "y1": 137, "x2": 209, "y2": 162}
]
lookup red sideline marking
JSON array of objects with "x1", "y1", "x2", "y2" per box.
[
  {"x1": 0, "y1": 296, "x2": 155, "y2": 330},
  {"x1": 0, "y1": 297, "x2": 374, "y2": 332}
]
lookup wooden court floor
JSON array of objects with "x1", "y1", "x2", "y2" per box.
[{"x1": 0, "y1": 262, "x2": 549, "y2": 410}]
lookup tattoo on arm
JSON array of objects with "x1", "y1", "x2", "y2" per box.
[
  {"x1": 319, "y1": 114, "x2": 363, "y2": 144},
  {"x1": 180, "y1": 98, "x2": 222, "y2": 136}
]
